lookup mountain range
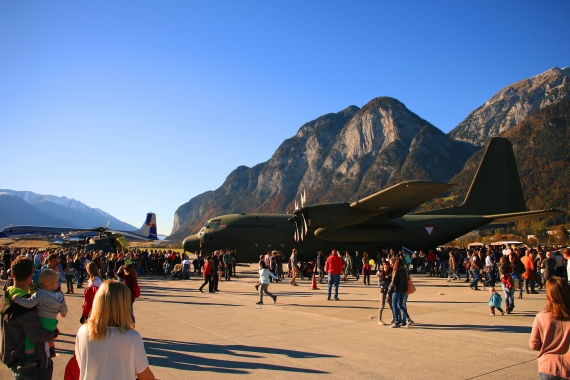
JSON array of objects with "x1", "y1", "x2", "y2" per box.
[
  {"x1": 169, "y1": 67, "x2": 570, "y2": 241},
  {"x1": 0, "y1": 190, "x2": 136, "y2": 231}
]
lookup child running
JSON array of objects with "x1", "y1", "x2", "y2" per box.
[
  {"x1": 488, "y1": 286, "x2": 505, "y2": 316},
  {"x1": 257, "y1": 261, "x2": 278, "y2": 305},
  {"x1": 12, "y1": 269, "x2": 67, "y2": 369}
]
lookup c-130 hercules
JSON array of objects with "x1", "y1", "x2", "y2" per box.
[{"x1": 183, "y1": 138, "x2": 562, "y2": 262}]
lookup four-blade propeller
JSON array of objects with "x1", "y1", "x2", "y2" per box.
[{"x1": 289, "y1": 191, "x2": 309, "y2": 242}]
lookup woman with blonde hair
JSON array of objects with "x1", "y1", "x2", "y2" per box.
[
  {"x1": 75, "y1": 280, "x2": 157, "y2": 380},
  {"x1": 529, "y1": 276, "x2": 570, "y2": 380}
]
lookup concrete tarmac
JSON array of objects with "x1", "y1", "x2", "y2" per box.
[{"x1": 1, "y1": 270, "x2": 542, "y2": 379}]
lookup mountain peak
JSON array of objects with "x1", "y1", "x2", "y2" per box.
[{"x1": 449, "y1": 67, "x2": 570, "y2": 146}]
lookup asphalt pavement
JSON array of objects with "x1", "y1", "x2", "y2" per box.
[{"x1": 0, "y1": 269, "x2": 542, "y2": 379}]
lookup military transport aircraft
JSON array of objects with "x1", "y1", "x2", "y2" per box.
[
  {"x1": 1, "y1": 212, "x2": 159, "y2": 252},
  {"x1": 183, "y1": 138, "x2": 563, "y2": 262}
]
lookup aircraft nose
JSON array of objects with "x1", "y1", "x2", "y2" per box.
[{"x1": 183, "y1": 235, "x2": 201, "y2": 253}]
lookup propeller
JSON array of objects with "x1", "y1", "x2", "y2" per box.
[{"x1": 289, "y1": 191, "x2": 309, "y2": 242}]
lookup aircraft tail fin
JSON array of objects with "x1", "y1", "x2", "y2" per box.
[
  {"x1": 134, "y1": 213, "x2": 159, "y2": 240},
  {"x1": 459, "y1": 137, "x2": 526, "y2": 215}
]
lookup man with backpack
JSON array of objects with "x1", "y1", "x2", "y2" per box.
[{"x1": 0, "y1": 257, "x2": 58, "y2": 379}]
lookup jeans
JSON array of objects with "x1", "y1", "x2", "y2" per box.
[
  {"x1": 164, "y1": 263, "x2": 172, "y2": 277},
  {"x1": 470, "y1": 269, "x2": 480, "y2": 289},
  {"x1": 327, "y1": 273, "x2": 340, "y2": 299},
  {"x1": 501, "y1": 282, "x2": 515, "y2": 309},
  {"x1": 182, "y1": 264, "x2": 190, "y2": 279},
  {"x1": 539, "y1": 373, "x2": 565, "y2": 380},
  {"x1": 12, "y1": 360, "x2": 53, "y2": 380},
  {"x1": 484, "y1": 271, "x2": 496, "y2": 287},
  {"x1": 225, "y1": 266, "x2": 231, "y2": 280},
  {"x1": 391, "y1": 292, "x2": 410, "y2": 324},
  {"x1": 378, "y1": 289, "x2": 392, "y2": 321},
  {"x1": 74, "y1": 270, "x2": 81, "y2": 286}
]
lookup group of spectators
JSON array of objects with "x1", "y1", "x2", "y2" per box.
[{"x1": 0, "y1": 246, "x2": 158, "y2": 380}]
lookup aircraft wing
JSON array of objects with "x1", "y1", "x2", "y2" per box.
[
  {"x1": 484, "y1": 209, "x2": 564, "y2": 224},
  {"x1": 350, "y1": 181, "x2": 454, "y2": 217},
  {"x1": 1, "y1": 226, "x2": 94, "y2": 239},
  {"x1": 107, "y1": 229, "x2": 156, "y2": 242}
]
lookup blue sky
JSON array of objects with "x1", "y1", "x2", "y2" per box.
[{"x1": 1, "y1": 1, "x2": 569, "y2": 235}]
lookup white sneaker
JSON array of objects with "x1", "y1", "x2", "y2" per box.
[{"x1": 490, "y1": 313, "x2": 495, "y2": 316}]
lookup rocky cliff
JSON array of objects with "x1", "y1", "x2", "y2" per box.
[
  {"x1": 170, "y1": 98, "x2": 473, "y2": 239},
  {"x1": 449, "y1": 67, "x2": 570, "y2": 146},
  {"x1": 417, "y1": 99, "x2": 570, "y2": 226}
]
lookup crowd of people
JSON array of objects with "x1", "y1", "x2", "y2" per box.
[
  {"x1": 0, "y1": 247, "x2": 158, "y2": 380},
  {"x1": 0, "y1": 243, "x2": 569, "y2": 379}
]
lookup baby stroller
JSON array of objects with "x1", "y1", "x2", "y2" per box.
[
  {"x1": 171, "y1": 264, "x2": 182, "y2": 279},
  {"x1": 299, "y1": 261, "x2": 314, "y2": 280}
]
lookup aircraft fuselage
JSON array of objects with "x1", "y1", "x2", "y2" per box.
[{"x1": 182, "y1": 213, "x2": 489, "y2": 262}]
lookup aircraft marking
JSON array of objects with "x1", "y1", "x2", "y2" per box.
[{"x1": 425, "y1": 225, "x2": 434, "y2": 235}]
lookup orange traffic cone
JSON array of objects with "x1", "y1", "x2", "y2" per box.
[{"x1": 311, "y1": 273, "x2": 318, "y2": 290}]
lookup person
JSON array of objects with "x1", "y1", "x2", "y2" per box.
[
  {"x1": 529, "y1": 277, "x2": 570, "y2": 380},
  {"x1": 362, "y1": 252, "x2": 371, "y2": 285},
  {"x1": 377, "y1": 260, "x2": 393, "y2": 325},
  {"x1": 488, "y1": 286, "x2": 504, "y2": 316},
  {"x1": 181, "y1": 256, "x2": 191, "y2": 280},
  {"x1": 316, "y1": 251, "x2": 325, "y2": 283},
  {"x1": 563, "y1": 248, "x2": 570, "y2": 282},
  {"x1": 75, "y1": 280, "x2": 157, "y2": 380},
  {"x1": 12, "y1": 269, "x2": 67, "y2": 369},
  {"x1": 117, "y1": 263, "x2": 139, "y2": 321},
  {"x1": 483, "y1": 251, "x2": 496, "y2": 289},
  {"x1": 80, "y1": 262, "x2": 102, "y2": 324},
  {"x1": 63, "y1": 255, "x2": 76, "y2": 294},
  {"x1": 325, "y1": 250, "x2": 343, "y2": 301},
  {"x1": 387, "y1": 258, "x2": 413, "y2": 328},
  {"x1": 256, "y1": 261, "x2": 278, "y2": 305},
  {"x1": 469, "y1": 251, "x2": 481, "y2": 290},
  {"x1": 198, "y1": 256, "x2": 214, "y2": 293},
  {"x1": 343, "y1": 252, "x2": 359, "y2": 281},
  {"x1": 447, "y1": 251, "x2": 460, "y2": 281},
  {"x1": 0, "y1": 256, "x2": 59, "y2": 379},
  {"x1": 41, "y1": 254, "x2": 66, "y2": 291},
  {"x1": 499, "y1": 255, "x2": 516, "y2": 314},
  {"x1": 427, "y1": 250, "x2": 436, "y2": 276},
  {"x1": 541, "y1": 251, "x2": 557, "y2": 284},
  {"x1": 211, "y1": 251, "x2": 220, "y2": 291},
  {"x1": 289, "y1": 249, "x2": 299, "y2": 286},
  {"x1": 223, "y1": 250, "x2": 233, "y2": 281},
  {"x1": 521, "y1": 249, "x2": 538, "y2": 294}
]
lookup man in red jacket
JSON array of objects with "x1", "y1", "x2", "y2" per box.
[{"x1": 325, "y1": 250, "x2": 343, "y2": 301}]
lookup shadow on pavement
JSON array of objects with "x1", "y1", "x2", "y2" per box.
[
  {"x1": 140, "y1": 298, "x2": 242, "y2": 307},
  {"x1": 144, "y1": 338, "x2": 337, "y2": 374},
  {"x1": 408, "y1": 300, "x2": 483, "y2": 304},
  {"x1": 414, "y1": 323, "x2": 532, "y2": 333}
]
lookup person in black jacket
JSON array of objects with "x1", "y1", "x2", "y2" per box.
[{"x1": 388, "y1": 259, "x2": 414, "y2": 328}]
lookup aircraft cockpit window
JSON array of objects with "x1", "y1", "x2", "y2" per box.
[{"x1": 204, "y1": 222, "x2": 210, "y2": 229}]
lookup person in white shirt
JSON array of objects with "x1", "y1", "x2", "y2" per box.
[
  {"x1": 256, "y1": 261, "x2": 278, "y2": 305},
  {"x1": 75, "y1": 280, "x2": 157, "y2": 380},
  {"x1": 181, "y1": 258, "x2": 191, "y2": 279}
]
